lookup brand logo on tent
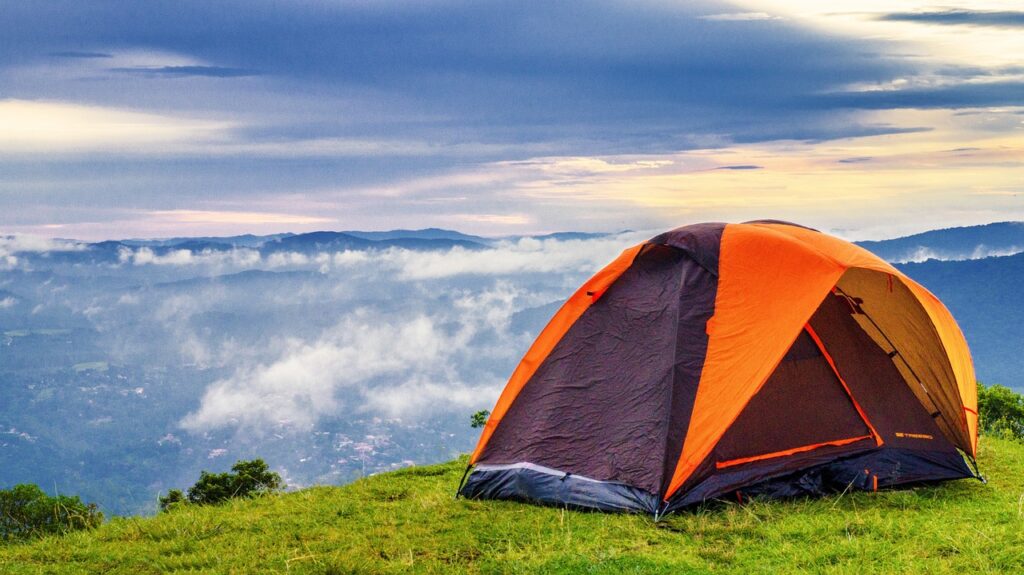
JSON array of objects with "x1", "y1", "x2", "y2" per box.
[{"x1": 895, "y1": 432, "x2": 934, "y2": 440}]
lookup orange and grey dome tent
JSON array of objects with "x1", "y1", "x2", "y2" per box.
[{"x1": 459, "y1": 221, "x2": 980, "y2": 517}]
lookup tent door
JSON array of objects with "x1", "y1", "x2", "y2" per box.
[{"x1": 710, "y1": 328, "x2": 876, "y2": 470}]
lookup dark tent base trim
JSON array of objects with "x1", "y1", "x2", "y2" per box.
[
  {"x1": 459, "y1": 463, "x2": 661, "y2": 515},
  {"x1": 665, "y1": 447, "x2": 976, "y2": 515},
  {"x1": 460, "y1": 448, "x2": 978, "y2": 519}
]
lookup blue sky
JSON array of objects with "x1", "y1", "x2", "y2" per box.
[{"x1": 1, "y1": 0, "x2": 1022, "y2": 240}]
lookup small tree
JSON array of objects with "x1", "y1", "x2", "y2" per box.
[
  {"x1": 978, "y1": 383, "x2": 1024, "y2": 441},
  {"x1": 0, "y1": 484, "x2": 103, "y2": 541},
  {"x1": 229, "y1": 459, "x2": 283, "y2": 497},
  {"x1": 470, "y1": 410, "x2": 490, "y2": 429},
  {"x1": 161, "y1": 459, "x2": 283, "y2": 511}
]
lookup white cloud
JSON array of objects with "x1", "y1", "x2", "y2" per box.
[
  {"x1": 266, "y1": 251, "x2": 310, "y2": 267},
  {"x1": 46, "y1": 233, "x2": 665, "y2": 435},
  {"x1": 325, "y1": 232, "x2": 647, "y2": 280},
  {"x1": 0, "y1": 297, "x2": 16, "y2": 309},
  {"x1": 110, "y1": 231, "x2": 643, "y2": 278},
  {"x1": 969, "y1": 245, "x2": 1022, "y2": 259},
  {"x1": 0, "y1": 234, "x2": 84, "y2": 254},
  {"x1": 117, "y1": 293, "x2": 141, "y2": 306},
  {"x1": 118, "y1": 246, "x2": 261, "y2": 267},
  {"x1": 0, "y1": 99, "x2": 233, "y2": 153},
  {"x1": 180, "y1": 285, "x2": 522, "y2": 432},
  {"x1": 0, "y1": 235, "x2": 86, "y2": 270},
  {"x1": 95, "y1": 233, "x2": 651, "y2": 407},
  {"x1": 154, "y1": 292, "x2": 211, "y2": 323},
  {"x1": 895, "y1": 244, "x2": 1024, "y2": 263},
  {"x1": 125, "y1": 247, "x2": 194, "y2": 266},
  {"x1": 180, "y1": 313, "x2": 444, "y2": 430},
  {"x1": 361, "y1": 375, "x2": 499, "y2": 417}
]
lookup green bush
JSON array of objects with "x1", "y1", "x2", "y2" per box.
[
  {"x1": 978, "y1": 383, "x2": 1024, "y2": 441},
  {"x1": 157, "y1": 488, "x2": 186, "y2": 512},
  {"x1": 0, "y1": 484, "x2": 102, "y2": 542},
  {"x1": 160, "y1": 459, "x2": 283, "y2": 512}
]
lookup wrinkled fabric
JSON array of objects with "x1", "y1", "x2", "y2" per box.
[
  {"x1": 461, "y1": 463, "x2": 660, "y2": 514},
  {"x1": 479, "y1": 245, "x2": 700, "y2": 494}
]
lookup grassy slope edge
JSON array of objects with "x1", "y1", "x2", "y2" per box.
[{"x1": 1, "y1": 438, "x2": 1022, "y2": 575}]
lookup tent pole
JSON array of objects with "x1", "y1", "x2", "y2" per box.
[
  {"x1": 834, "y1": 287, "x2": 946, "y2": 420},
  {"x1": 454, "y1": 464, "x2": 473, "y2": 498}
]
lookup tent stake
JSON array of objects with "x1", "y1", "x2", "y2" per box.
[{"x1": 969, "y1": 456, "x2": 986, "y2": 483}]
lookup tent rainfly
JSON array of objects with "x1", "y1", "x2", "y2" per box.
[{"x1": 459, "y1": 221, "x2": 980, "y2": 517}]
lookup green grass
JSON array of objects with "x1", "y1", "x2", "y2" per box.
[{"x1": 2, "y1": 438, "x2": 1023, "y2": 574}]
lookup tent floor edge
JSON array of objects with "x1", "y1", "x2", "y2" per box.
[
  {"x1": 662, "y1": 446, "x2": 975, "y2": 514},
  {"x1": 459, "y1": 462, "x2": 661, "y2": 515}
]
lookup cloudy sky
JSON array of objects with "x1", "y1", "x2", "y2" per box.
[{"x1": 2, "y1": 0, "x2": 1022, "y2": 240}]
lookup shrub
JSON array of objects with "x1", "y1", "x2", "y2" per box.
[
  {"x1": 157, "y1": 488, "x2": 186, "y2": 512},
  {"x1": 161, "y1": 459, "x2": 283, "y2": 511},
  {"x1": 978, "y1": 383, "x2": 1024, "y2": 441},
  {"x1": 0, "y1": 484, "x2": 102, "y2": 542}
]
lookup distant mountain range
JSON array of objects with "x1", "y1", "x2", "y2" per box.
[
  {"x1": 12, "y1": 222, "x2": 1024, "y2": 263},
  {"x1": 896, "y1": 252, "x2": 1023, "y2": 389},
  {"x1": 120, "y1": 233, "x2": 295, "y2": 248},
  {"x1": 7, "y1": 228, "x2": 632, "y2": 266},
  {"x1": 856, "y1": 222, "x2": 1024, "y2": 263},
  {"x1": 14, "y1": 222, "x2": 1024, "y2": 259},
  {"x1": 261, "y1": 231, "x2": 485, "y2": 253}
]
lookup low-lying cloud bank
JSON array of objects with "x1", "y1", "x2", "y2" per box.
[
  {"x1": 153, "y1": 234, "x2": 643, "y2": 433},
  {"x1": 0, "y1": 234, "x2": 85, "y2": 269},
  {"x1": 106, "y1": 231, "x2": 650, "y2": 278},
  {"x1": 178, "y1": 285, "x2": 525, "y2": 433},
  {"x1": 893, "y1": 245, "x2": 1023, "y2": 264},
  {"x1": 118, "y1": 246, "x2": 262, "y2": 267}
]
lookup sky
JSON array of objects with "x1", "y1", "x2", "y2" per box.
[{"x1": 1, "y1": 0, "x2": 1022, "y2": 241}]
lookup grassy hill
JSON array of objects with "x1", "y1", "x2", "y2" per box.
[{"x1": 2, "y1": 438, "x2": 1023, "y2": 574}]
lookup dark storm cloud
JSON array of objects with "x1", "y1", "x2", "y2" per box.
[
  {"x1": 879, "y1": 10, "x2": 1024, "y2": 28},
  {"x1": 0, "y1": 0, "x2": 909, "y2": 151},
  {"x1": 3, "y1": 1, "x2": 1018, "y2": 235}
]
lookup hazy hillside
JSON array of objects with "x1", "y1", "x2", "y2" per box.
[
  {"x1": 0, "y1": 437, "x2": 1019, "y2": 574},
  {"x1": 857, "y1": 222, "x2": 1024, "y2": 263},
  {"x1": 897, "y1": 252, "x2": 1024, "y2": 389},
  {"x1": 0, "y1": 230, "x2": 641, "y2": 515}
]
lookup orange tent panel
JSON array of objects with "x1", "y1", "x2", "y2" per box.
[{"x1": 664, "y1": 224, "x2": 846, "y2": 499}]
